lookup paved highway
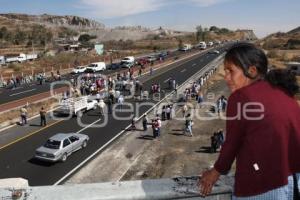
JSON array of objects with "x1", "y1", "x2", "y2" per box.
[
  {"x1": 0, "y1": 49, "x2": 191, "y2": 105},
  {"x1": 0, "y1": 44, "x2": 230, "y2": 186}
]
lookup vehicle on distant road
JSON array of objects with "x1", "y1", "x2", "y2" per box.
[
  {"x1": 35, "y1": 133, "x2": 89, "y2": 162},
  {"x1": 197, "y1": 42, "x2": 207, "y2": 50},
  {"x1": 208, "y1": 50, "x2": 220, "y2": 54},
  {"x1": 85, "y1": 62, "x2": 106, "y2": 73},
  {"x1": 158, "y1": 51, "x2": 168, "y2": 59},
  {"x1": 108, "y1": 63, "x2": 121, "y2": 70},
  {"x1": 207, "y1": 41, "x2": 214, "y2": 47},
  {"x1": 179, "y1": 44, "x2": 192, "y2": 51},
  {"x1": 121, "y1": 56, "x2": 135, "y2": 68},
  {"x1": 147, "y1": 55, "x2": 157, "y2": 62},
  {"x1": 55, "y1": 96, "x2": 98, "y2": 116},
  {"x1": 17, "y1": 53, "x2": 38, "y2": 62},
  {"x1": 136, "y1": 58, "x2": 148, "y2": 66},
  {"x1": 71, "y1": 65, "x2": 87, "y2": 74}
]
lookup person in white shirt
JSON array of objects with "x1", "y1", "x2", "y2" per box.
[
  {"x1": 118, "y1": 95, "x2": 124, "y2": 110},
  {"x1": 98, "y1": 99, "x2": 106, "y2": 116}
]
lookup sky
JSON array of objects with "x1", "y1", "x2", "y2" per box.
[{"x1": 0, "y1": 0, "x2": 299, "y2": 38}]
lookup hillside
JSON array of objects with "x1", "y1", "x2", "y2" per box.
[
  {"x1": 0, "y1": 13, "x2": 105, "y2": 30},
  {"x1": 258, "y1": 26, "x2": 300, "y2": 50}
]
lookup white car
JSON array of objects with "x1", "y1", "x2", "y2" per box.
[
  {"x1": 121, "y1": 56, "x2": 135, "y2": 68},
  {"x1": 208, "y1": 50, "x2": 220, "y2": 54},
  {"x1": 35, "y1": 133, "x2": 89, "y2": 162},
  {"x1": 85, "y1": 62, "x2": 106, "y2": 73},
  {"x1": 72, "y1": 65, "x2": 87, "y2": 74}
]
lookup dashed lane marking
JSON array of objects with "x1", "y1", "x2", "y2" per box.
[
  {"x1": 9, "y1": 89, "x2": 36, "y2": 97},
  {"x1": 0, "y1": 120, "x2": 62, "y2": 151}
]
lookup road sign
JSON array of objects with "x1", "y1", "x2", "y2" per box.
[{"x1": 95, "y1": 44, "x2": 104, "y2": 55}]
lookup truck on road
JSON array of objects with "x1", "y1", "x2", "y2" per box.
[
  {"x1": 55, "y1": 96, "x2": 98, "y2": 116},
  {"x1": 179, "y1": 44, "x2": 192, "y2": 51},
  {"x1": 17, "y1": 53, "x2": 38, "y2": 62},
  {"x1": 4, "y1": 53, "x2": 38, "y2": 63}
]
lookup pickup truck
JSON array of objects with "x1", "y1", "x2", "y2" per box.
[{"x1": 55, "y1": 96, "x2": 98, "y2": 116}]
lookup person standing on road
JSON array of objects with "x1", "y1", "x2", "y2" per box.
[
  {"x1": 142, "y1": 114, "x2": 148, "y2": 131},
  {"x1": 20, "y1": 106, "x2": 28, "y2": 125},
  {"x1": 98, "y1": 99, "x2": 106, "y2": 116},
  {"x1": 149, "y1": 67, "x2": 153, "y2": 76},
  {"x1": 199, "y1": 43, "x2": 300, "y2": 200},
  {"x1": 182, "y1": 104, "x2": 188, "y2": 117},
  {"x1": 40, "y1": 107, "x2": 46, "y2": 126},
  {"x1": 118, "y1": 95, "x2": 124, "y2": 110},
  {"x1": 166, "y1": 105, "x2": 171, "y2": 120}
]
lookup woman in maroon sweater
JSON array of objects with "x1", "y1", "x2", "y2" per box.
[{"x1": 199, "y1": 43, "x2": 300, "y2": 199}]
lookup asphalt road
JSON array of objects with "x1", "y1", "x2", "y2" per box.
[
  {"x1": 0, "y1": 44, "x2": 230, "y2": 186},
  {"x1": 0, "y1": 49, "x2": 192, "y2": 105}
]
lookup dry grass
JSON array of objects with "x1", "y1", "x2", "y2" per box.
[{"x1": 0, "y1": 98, "x2": 58, "y2": 125}]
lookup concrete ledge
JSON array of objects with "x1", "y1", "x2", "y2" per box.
[
  {"x1": 0, "y1": 178, "x2": 29, "y2": 189},
  {"x1": 0, "y1": 176, "x2": 232, "y2": 200}
]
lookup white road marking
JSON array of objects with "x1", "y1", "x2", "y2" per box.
[
  {"x1": 9, "y1": 89, "x2": 36, "y2": 97},
  {"x1": 164, "y1": 78, "x2": 171, "y2": 83},
  {"x1": 192, "y1": 63, "x2": 196, "y2": 66},
  {"x1": 180, "y1": 69, "x2": 186, "y2": 73}
]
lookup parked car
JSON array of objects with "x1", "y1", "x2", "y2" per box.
[
  {"x1": 158, "y1": 51, "x2": 168, "y2": 59},
  {"x1": 35, "y1": 133, "x2": 89, "y2": 162},
  {"x1": 179, "y1": 44, "x2": 192, "y2": 51},
  {"x1": 208, "y1": 50, "x2": 220, "y2": 54},
  {"x1": 85, "y1": 62, "x2": 106, "y2": 73},
  {"x1": 136, "y1": 58, "x2": 148, "y2": 66},
  {"x1": 147, "y1": 55, "x2": 157, "y2": 62},
  {"x1": 120, "y1": 56, "x2": 135, "y2": 68},
  {"x1": 108, "y1": 63, "x2": 121, "y2": 70},
  {"x1": 71, "y1": 65, "x2": 87, "y2": 74}
]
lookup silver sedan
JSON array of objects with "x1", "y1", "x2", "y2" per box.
[{"x1": 35, "y1": 133, "x2": 89, "y2": 162}]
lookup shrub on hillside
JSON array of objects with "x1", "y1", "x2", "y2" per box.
[{"x1": 267, "y1": 50, "x2": 279, "y2": 58}]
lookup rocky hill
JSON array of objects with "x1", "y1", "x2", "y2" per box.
[
  {"x1": 258, "y1": 26, "x2": 300, "y2": 50},
  {"x1": 288, "y1": 26, "x2": 300, "y2": 35},
  {"x1": 0, "y1": 13, "x2": 105, "y2": 30},
  {"x1": 0, "y1": 13, "x2": 258, "y2": 53}
]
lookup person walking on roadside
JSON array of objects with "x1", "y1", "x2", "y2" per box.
[
  {"x1": 98, "y1": 99, "x2": 106, "y2": 116},
  {"x1": 118, "y1": 95, "x2": 124, "y2": 110},
  {"x1": 107, "y1": 98, "x2": 113, "y2": 114},
  {"x1": 149, "y1": 67, "x2": 153, "y2": 76},
  {"x1": 20, "y1": 106, "x2": 28, "y2": 125},
  {"x1": 182, "y1": 104, "x2": 188, "y2": 117},
  {"x1": 166, "y1": 105, "x2": 171, "y2": 120},
  {"x1": 199, "y1": 43, "x2": 300, "y2": 200},
  {"x1": 142, "y1": 114, "x2": 148, "y2": 131},
  {"x1": 157, "y1": 116, "x2": 162, "y2": 137},
  {"x1": 40, "y1": 107, "x2": 47, "y2": 126}
]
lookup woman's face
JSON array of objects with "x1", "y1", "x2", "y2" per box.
[{"x1": 224, "y1": 61, "x2": 253, "y2": 93}]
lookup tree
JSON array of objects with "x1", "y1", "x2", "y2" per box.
[
  {"x1": 0, "y1": 26, "x2": 8, "y2": 40},
  {"x1": 78, "y1": 34, "x2": 91, "y2": 42},
  {"x1": 178, "y1": 38, "x2": 183, "y2": 49},
  {"x1": 209, "y1": 26, "x2": 219, "y2": 32},
  {"x1": 14, "y1": 28, "x2": 27, "y2": 45},
  {"x1": 196, "y1": 25, "x2": 203, "y2": 42}
]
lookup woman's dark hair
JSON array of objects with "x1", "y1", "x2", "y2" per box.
[
  {"x1": 225, "y1": 43, "x2": 299, "y2": 96},
  {"x1": 225, "y1": 43, "x2": 268, "y2": 78},
  {"x1": 266, "y1": 69, "x2": 299, "y2": 96}
]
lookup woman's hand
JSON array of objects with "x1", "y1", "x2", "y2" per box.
[{"x1": 198, "y1": 168, "x2": 220, "y2": 196}]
